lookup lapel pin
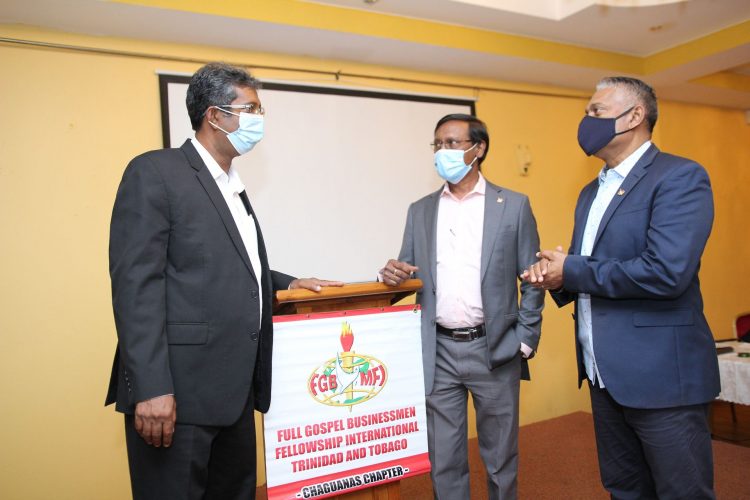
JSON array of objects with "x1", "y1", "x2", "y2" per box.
[
  {"x1": 497, "y1": 197, "x2": 504, "y2": 203},
  {"x1": 617, "y1": 189, "x2": 625, "y2": 196}
]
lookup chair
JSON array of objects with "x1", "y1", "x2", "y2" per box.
[
  {"x1": 735, "y1": 312, "x2": 750, "y2": 342},
  {"x1": 728, "y1": 312, "x2": 750, "y2": 422}
]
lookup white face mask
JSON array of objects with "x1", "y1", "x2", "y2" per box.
[
  {"x1": 209, "y1": 107, "x2": 264, "y2": 155},
  {"x1": 434, "y1": 143, "x2": 477, "y2": 184}
]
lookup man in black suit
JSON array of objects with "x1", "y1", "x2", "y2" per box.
[{"x1": 106, "y1": 62, "x2": 341, "y2": 499}]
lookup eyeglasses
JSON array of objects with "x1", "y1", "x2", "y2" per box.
[
  {"x1": 218, "y1": 103, "x2": 265, "y2": 115},
  {"x1": 430, "y1": 139, "x2": 473, "y2": 151}
]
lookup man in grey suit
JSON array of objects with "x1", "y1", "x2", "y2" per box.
[
  {"x1": 383, "y1": 114, "x2": 544, "y2": 499},
  {"x1": 107, "y1": 62, "x2": 340, "y2": 499}
]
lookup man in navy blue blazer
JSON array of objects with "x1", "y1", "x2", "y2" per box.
[{"x1": 524, "y1": 77, "x2": 719, "y2": 499}]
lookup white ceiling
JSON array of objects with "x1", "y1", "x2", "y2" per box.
[
  {"x1": 1, "y1": 0, "x2": 749, "y2": 108},
  {"x1": 310, "y1": 0, "x2": 749, "y2": 56}
]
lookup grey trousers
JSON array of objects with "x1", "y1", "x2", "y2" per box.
[{"x1": 426, "y1": 334, "x2": 522, "y2": 500}]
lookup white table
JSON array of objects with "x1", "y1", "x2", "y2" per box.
[{"x1": 717, "y1": 341, "x2": 750, "y2": 405}]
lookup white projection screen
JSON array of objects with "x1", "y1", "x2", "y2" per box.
[{"x1": 159, "y1": 75, "x2": 474, "y2": 282}]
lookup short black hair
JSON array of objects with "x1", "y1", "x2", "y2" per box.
[
  {"x1": 186, "y1": 62, "x2": 260, "y2": 131},
  {"x1": 434, "y1": 113, "x2": 489, "y2": 167},
  {"x1": 597, "y1": 77, "x2": 658, "y2": 132}
]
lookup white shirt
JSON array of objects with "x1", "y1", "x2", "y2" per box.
[
  {"x1": 192, "y1": 138, "x2": 264, "y2": 325},
  {"x1": 577, "y1": 140, "x2": 651, "y2": 387}
]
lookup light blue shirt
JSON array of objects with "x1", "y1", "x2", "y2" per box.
[{"x1": 577, "y1": 141, "x2": 651, "y2": 387}]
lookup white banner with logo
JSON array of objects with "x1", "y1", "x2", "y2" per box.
[{"x1": 264, "y1": 305, "x2": 430, "y2": 500}]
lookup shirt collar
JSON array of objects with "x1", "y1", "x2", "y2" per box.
[
  {"x1": 598, "y1": 140, "x2": 652, "y2": 185},
  {"x1": 191, "y1": 138, "x2": 245, "y2": 192},
  {"x1": 441, "y1": 172, "x2": 486, "y2": 201}
]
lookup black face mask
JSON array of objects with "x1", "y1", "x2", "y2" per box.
[{"x1": 577, "y1": 106, "x2": 634, "y2": 156}]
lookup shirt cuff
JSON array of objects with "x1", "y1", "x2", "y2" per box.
[
  {"x1": 520, "y1": 342, "x2": 534, "y2": 359},
  {"x1": 140, "y1": 394, "x2": 174, "y2": 404}
]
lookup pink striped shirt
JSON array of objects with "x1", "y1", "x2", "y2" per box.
[
  {"x1": 434, "y1": 174, "x2": 532, "y2": 357},
  {"x1": 435, "y1": 175, "x2": 486, "y2": 329}
]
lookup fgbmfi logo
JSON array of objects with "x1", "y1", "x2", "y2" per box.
[{"x1": 308, "y1": 322, "x2": 387, "y2": 409}]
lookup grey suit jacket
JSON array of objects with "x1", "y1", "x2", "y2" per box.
[
  {"x1": 106, "y1": 140, "x2": 294, "y2": 426},
  {"x1": 398, "y1": 179, "x2": 545, "y2": 395}
]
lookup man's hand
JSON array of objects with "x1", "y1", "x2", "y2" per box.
[
  {"x1": 289, "y1": 278, "x2": 345, "y2": 292},
  {"x1": 134, "y1": 394, "x2": 177, "y2": 448},
  {"x1": 521, "y1": 245, "x2": 565, "y2": 290},
  {"x1": 381, "y1": 259, "x2": 419, "y2": 286},
  {"x1": 521, "y1": 256, "x2": 550, "y2": 286}
]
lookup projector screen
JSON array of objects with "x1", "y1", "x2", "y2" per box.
[{"x1": 160, "y1": 75, "x2": 474, "y2": 282}]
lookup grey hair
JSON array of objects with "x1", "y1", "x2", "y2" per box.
[
  {"x1": 596, "y1": 76, "x2": 658, "y2": 132},
  {"x1": 186, "y1": 62, "x2": 260, "y2": 131}
]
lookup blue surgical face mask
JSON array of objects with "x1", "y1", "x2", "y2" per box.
[
  {"x1": 577, "y1": 106, "x2": 634, "y2": 156},
  {"x1": 434, "y1": 143, "x2": 478, "y2": 184},
  {"x1": 210, "y1": 107, "x2": 264, "y2": 155}
]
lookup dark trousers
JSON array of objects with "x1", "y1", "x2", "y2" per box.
[
  {"x1": 588, "y1": 382, "x2": 715, "y2": 500},
  {"x1": 125, "y1": 390, "x2": 257, "y2": 500}
]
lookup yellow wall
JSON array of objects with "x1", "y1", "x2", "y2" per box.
[
  {"x1": 1, "y1": 24, "x2": 748, "y2": 499},
  {"x1": 656, "y1": 101, "x2": 750, "y2": 335}
]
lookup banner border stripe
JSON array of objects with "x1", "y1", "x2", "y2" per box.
[{"x1": 273, "y1": 304, "x2": 420, "y2": 324}]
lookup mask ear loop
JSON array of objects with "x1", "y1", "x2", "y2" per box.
[
  {"x1": 205, "y1": 106, "x2": 233, "y2": 135},
  {"x1": 209, "y1": 120, "x2": 230, "y2": 135},
  {"x1": 466, "y1": 142, "x2": 480, "y2": 166},
  {"x1": 203, "y1": 106, "x2": 240, "y2": 135},
  {"x1": 614, "y1": 106, "x2": 638, "y2": 137}
]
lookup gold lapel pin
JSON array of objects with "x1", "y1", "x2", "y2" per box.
[
  {"x1": 497, "y1": 197, "x2": 504, "y2": 203},
  {"x1": 617, "y1": 189, "x2": 625, "y2": 196}
]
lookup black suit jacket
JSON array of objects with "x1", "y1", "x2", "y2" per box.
[{"x1": 106, "y1": 140, "x2": 293, "y2": 426}]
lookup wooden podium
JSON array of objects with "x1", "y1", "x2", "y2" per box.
[
  {"x1": 272, "y1": 279, "x2": 423, "y2": 500},
  {"x1": 275, "y1": 279, "x2": 422, "y2": 316}
]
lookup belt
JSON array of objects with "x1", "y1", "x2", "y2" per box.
[{"x1": 436, "y1": 323, "x2": 486, "y2": 342}]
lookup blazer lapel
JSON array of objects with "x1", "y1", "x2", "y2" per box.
[
  {"x1": 243, "y1": 194, "x2": 271, "y2": 305},
  {"x1": 425, "y1": 190, "x2": 441, "y2": 282},
  {"x1": 481, "y1": 183, "x2": 507, "y2": 281},
  {"x1": 592, "y1": 144, "x2": 659, "y2": 251},
  {"x1": 573, "y1": 182, "x2": 598, "y2": 254},
  {"x1": 180, "y1": 140, "x2": 257, "y2": 280}
]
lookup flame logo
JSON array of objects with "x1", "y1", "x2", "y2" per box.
[
  {"x1": 308, "y1": 322, "x2": 387, "y2": 410},
  {"x1": 340, "y1": 322, "x2": 354, "y2": 352}
]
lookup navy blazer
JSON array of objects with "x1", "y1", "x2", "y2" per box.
[
  {"x1": 106, "y1": 140, "x2": 294, "y2": 426},
  {"x1": 553, "y1": 144, "x2": 720, "y2": 409}
]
